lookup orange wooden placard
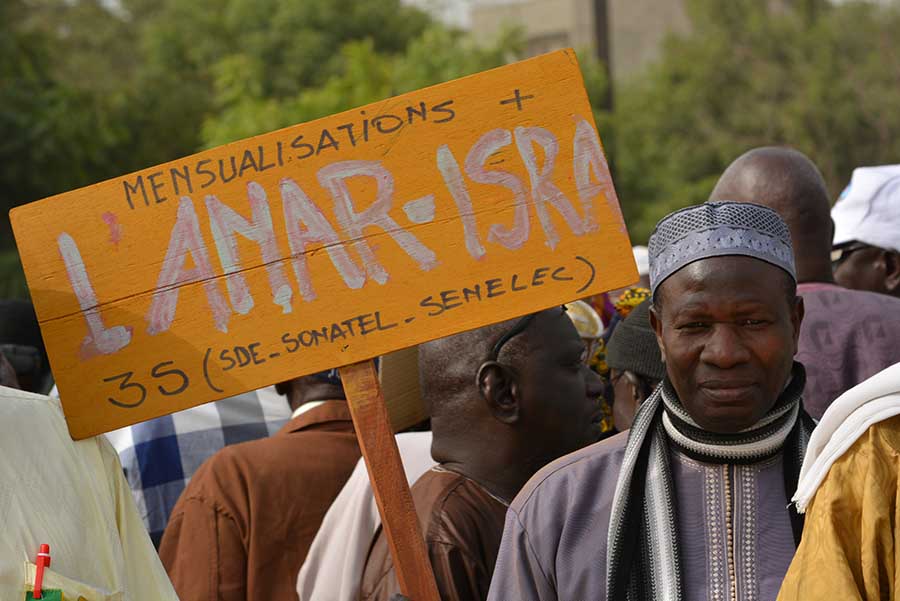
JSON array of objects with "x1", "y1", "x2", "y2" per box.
[{"x1": 11, "y1": 48, "x2": 636, "y2": 440}]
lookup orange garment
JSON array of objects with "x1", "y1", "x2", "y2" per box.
[
  {"x1": 160, "y1": 400, "x2": 359, "y2": 601},
  {"x1": 778, "y1": 414, "x2": 900, "y2": 601}
]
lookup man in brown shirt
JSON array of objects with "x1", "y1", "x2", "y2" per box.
[
  {"x1": 359, "y1": 307, "x2": 605, "y2": 601},
  {"x1": 159, "y1": 370, "x2": 360, "y2": 601}
]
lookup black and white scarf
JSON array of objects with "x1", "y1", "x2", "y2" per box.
[{"x1": 605, "y1": 362, "x2": 815, "y2": 601}]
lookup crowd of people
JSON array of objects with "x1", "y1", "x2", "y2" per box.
[{"x1": 3, "y1": 146, "x2": 900, "y2": 600}]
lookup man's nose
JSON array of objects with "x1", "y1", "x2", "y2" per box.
[
  {"x1": 700, "y1": 324, "x2": 751, "y2": 368},
  {"x1": 584, "y1": 365, "x2": 605, "y2": 397}
]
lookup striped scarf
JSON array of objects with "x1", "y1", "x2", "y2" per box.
[{"x1": 605, "y1": 362, "x2": 815, "y2": 601}]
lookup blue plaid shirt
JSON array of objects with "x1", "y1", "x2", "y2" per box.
[{"x1": 104, "y1": 387, "x2": 291, "y2": 546}]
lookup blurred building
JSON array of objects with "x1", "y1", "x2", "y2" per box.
[
  {"x1": 469, "y1": 0, "x2": 691, "y2": 81},
  {"x1": 404, "y1": 0, "x2": 473, "y2": 28}
]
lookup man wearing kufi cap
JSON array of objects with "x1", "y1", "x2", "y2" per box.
[
  {"x1": 831, "y1": 164, "x2": 900, "y2": 298},
  {"x1": 709, "y1": 147, "x2": 900, "y2": 419},
  {"x1": 159, "y1": 369, "x2": 360, "y2": 601},
  {"x1": 488, "y1": 201, "x2": 815, "y2": 601}
]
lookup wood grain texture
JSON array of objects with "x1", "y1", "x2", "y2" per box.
[
  {"x1": 11, "y1": 48, "x2": 638, "y2": 439},
  {"x1": 340, "y1": 360, "x2": 440, "y2": 601},
  {"x1": 380, "y1": 345, "x2": 428, "y2": 432}
]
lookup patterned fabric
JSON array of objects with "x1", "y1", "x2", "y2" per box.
[
  {"x1": 778, "y1": 414, "x2": 900, "y2": 601},
  {"x1": 792, "y1": 361, "x2": 900, "y2": 512},
  {"x1": 795, "y1": 282, "x2": 900, "y2": 419},
  {"x1": 605, "y1": 363, "x2": 815, "y2": 601},
  {"x1": 614, "y1": 287, "x2": 650, "y2": 318},
  {"x1": 486, "y1": 425, "x2": 800, "y2": 601},
  {"x1": 104, "y1": 387, "x2": 291, "y2": 546},
  {"x1": 648, "y1": 201, "x2": 796, "y2": 297}
]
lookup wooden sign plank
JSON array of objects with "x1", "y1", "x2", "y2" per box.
[
  {"x1": 340, "y1": 360, "x2": 440, "y2": 601},
  {"x1": 11, "y1": 48, "x2": 637, "y2": 440}
]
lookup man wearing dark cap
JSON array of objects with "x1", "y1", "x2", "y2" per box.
[
  {"x1": 710, "y1": 147, "x2": 900, "y2": 418},
  {"x1": 360, "y1": 307, "x2": 605, "y2": 601},
  {"x1": 606, "y1": 298, "x2": 665, "y2": 431},
  {"x1": 159, "y1": 369, "x2": 359, "y2": 601},
  {"x1": 488, "y1": 201, "x2": 815, "y2": 601}
]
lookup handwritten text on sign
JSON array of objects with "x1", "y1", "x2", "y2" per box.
[{"x1": 12, "y1": 50, "x2": 637, "y2": 439}]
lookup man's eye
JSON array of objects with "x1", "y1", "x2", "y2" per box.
[
  {"x1": 741, "y1": 319, "x2": 767, "y2": 327},
  {"x1": 679, "y1": 322, "x2": 708, "y2": 330}
]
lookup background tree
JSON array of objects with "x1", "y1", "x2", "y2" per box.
[
  {"x1": 0, "y1": 0, "x2": 519, "y2": 296},
  {"x1": 200, "y1": 26, "x2": 522, "y2": 146},
  {"x1": 4, "y1": 0, "x2": 900, "y2": 294},
  {"x1": 611, "y1": 0, "x2": 900, "y2": 242}
]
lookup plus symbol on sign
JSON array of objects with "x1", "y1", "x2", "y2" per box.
[{"x1": 499, "y1": 89, "x2": 535, "y2": 111}]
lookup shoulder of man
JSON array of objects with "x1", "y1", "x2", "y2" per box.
[
  {"x1": 805, "y1": 284, "x2": 900, "y2": 314},
  {"x1": 0, "y1": 386, "x2": 106, "y2": 465},
  {"x1": 0, "y1": 384, "x2": 62, "y2": 419},
  {"x1": 871, "y1": 413, "x2": 900, "y2": 455},
  {"x1": 510, "y1": 431, "x2": 629, "y2": 516},
  {"x1": 211, "y1": 400, "x2": 353, "y2": 463},
  {"x1": 857, "y1": 287, "x2": 900, "y2": 314},
  {"x1": 176, "y1": 403, "x2": 357, "y2": 507},
  {"x1": 413, "y1": 469, "x2": 474, "y2": 525},
  {"x1": 423, "y1": 469, "x2": 508, "y2": 545}
]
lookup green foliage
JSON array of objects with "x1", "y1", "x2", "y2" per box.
[
  {"x1": 201, "y1": 26, "x2": 522, "y2": 146},
  {"x1": 0, "y1": 0, "x2": 505, "y2": 240},
  {"x1": 611, "y1": 0, "x2": 900, "y2": 242},
  {"x1": 5, "y1": 0, "x2": 900, "y2": 301},
  {"x1": 0, "y1": 0, "x2": 136, "y2": 258},
  {"x1": 126, "y1": 0, "x2": 434, "y2": 156},
  {"x1": 0, "y1": 0, "x2": 519, "y2": 295},
  {"x1": 0, "y1": 249, "x2": 30, "y2": 299}
]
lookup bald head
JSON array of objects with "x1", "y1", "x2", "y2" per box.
[
  {"x1": 418, "y1": 311, "x2": 544, "y2": 420},
  {"x1": 709, "y1": 147, "x2": 833, "y2": 282},
  {"x1": 418, "y1": 307, "x2": 603, "y2": 501}
]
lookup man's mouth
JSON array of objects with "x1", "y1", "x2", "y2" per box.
[{"x1": 699, "y1": 381, "x2": 756, "y2": 403}]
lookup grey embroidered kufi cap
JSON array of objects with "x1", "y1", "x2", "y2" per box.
[{"x1": 648, "y1": 201, "x2": 796, "y2": 297}]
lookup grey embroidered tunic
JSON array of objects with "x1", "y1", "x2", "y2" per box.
[{"x1": 486, "y1": 431, "x2": 798, "y2": 601}]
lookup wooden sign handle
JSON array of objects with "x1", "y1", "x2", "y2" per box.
[{"x1": 339, "y1": 360, "x2": 441, "y2": 601}]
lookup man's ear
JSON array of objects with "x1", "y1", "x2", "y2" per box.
[
  {"x1": 884, "y1": 250, "x2": 900, "y2": 294},
  {"x1": 649, "y1": 303, "x2": 666, "y2": 364},
  {"x1": 476, "y1": 361, "x2": 520, "y2": 424},
  {"x1": 791, "y1": 295, "x2": 805, "y2": 350}
]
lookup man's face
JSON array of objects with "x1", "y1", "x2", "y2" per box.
[
  {"x1": 515, "y1": 309, "x2": 605, "y2": 460},
  {"x1": 833, "y1": 243, "x2": 891, "y2": 294},
  {"x1": 611, "y1": 369, "x2": 653, "y2": 432},
  {"x1": 650, "y1": 256, "x2": 803, "y2": 433}
]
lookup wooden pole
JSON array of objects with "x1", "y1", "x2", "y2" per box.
[{"x1": 339, "y1": 359, "x2": 441, "y2": 601}]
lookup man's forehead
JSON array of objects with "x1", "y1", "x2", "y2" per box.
[{"x1": 656, "y1": 256, "x2": 790, "y2": 309}]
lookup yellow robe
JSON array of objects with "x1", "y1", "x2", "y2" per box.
[{"x1": 778, "y1": 414, "x2": 900, "y2": 600}]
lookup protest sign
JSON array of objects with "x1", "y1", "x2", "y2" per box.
[
  {"x1": 12, "y1": 48, "x2": 636, "y2": 440},
  {"x1": 13, "y1": 49, "x2": 635, "y2": 601}
]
